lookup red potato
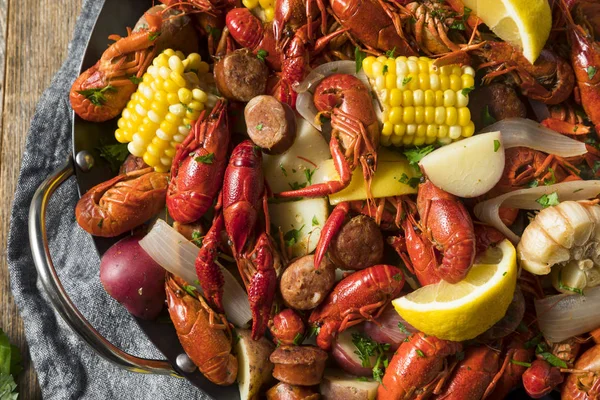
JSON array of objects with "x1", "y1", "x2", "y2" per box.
[
  {"x1": 331, "y1": 327, "x2": 375, "y2": 377},
  {"x1": 100, "y1": 236, "x2": 166, "y2": 320},
  {"x1": 362, "y1": 304, "x2": 417, "y2": 350},
  {"x1": 245, "y1": 95, "x2": 297, "y2": 154}
]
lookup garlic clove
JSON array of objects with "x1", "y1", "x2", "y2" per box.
[
  {"x1": 534, "y1": 205, "x2": 574, "y2": 249},
  {"x1": 518, "y1": 221, "x2": 570, "y2": 274},
  {"x1": 556, "y1": 201, "x2": 594, "y2": 247}
]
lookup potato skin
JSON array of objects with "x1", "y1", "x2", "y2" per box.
[
  {"x1": 267, "y1": 382, "x2": 320, "y2": 400},
  {"x1": 134, "y1": 5, "x2": 199, "y2": 55},
  {"x1": 270, "y1": 346, "x2": 328, "y2": 386},
  {"x1": 100, "y1": 236, "x2": 166, "y2": 320},
  {"x1": 329, "y1": 215, "x2": 384, "y2": 270},
  {"x1": 236, "y1": 329, "x2": 276, "y2": 400},
  {"x1": 245, "y1": 95, "x2": 297, "y2": 154},
  {"x1": 280, "y1": 255, "x2": 336, "y2": 311},
  {"x1": 214, "y1": 48, "x2": 269, "y2": 102}
]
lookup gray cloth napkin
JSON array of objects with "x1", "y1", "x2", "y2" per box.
[{"x1": 6, "y1": 1, "x2": 207, "y2": 398}]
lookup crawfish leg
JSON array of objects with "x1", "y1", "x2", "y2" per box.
[
  {"x1": 314, "y1": 202, "x2": 350, "y2": 268},
  {"x1": 195, "y1": 213, "x2": 226, "y2": 312},
  {"x1": 247, "y1": 233, "x2": 278, "y2": 339}
]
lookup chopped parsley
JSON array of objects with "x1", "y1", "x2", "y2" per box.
[
  {"x1": 461, "y1": 86, "x2": 475, "y2": 96},
  {"x1": 0, "y1": 329, "x2": 21, "y2": 400},
  {"x1": 557, "y1": 269, "x2": 584, "y2": 295},
  {"x1": 383, "y1": 65, "x2": 389, "y2": 75},
  {"x1": 76, "y1": 85, "x2": 117, "y2": 106},
  {"x1": 284, "y1": 225, "x2": 305, "y2": 247},
  {"x1": 191, "y1": 231, "x2": 204, "y2": 247},
  {"x1": 593, "y1": 160, "x2": 600, "y2": 174},
  {"x1": 312, "y1": 215, "x2": 319, "y2": 226},
  {"x1": 128, "y1": 75, "x2": 143, "y2": 84},
  {"x1": 96, "y1": 142, "x2": 129, "y2": 172},
  {"x1": 288, "y1": 181, "x2": 307, "y2": 190},
  {"x1": 398, "y1": 173, "x2": 420, "y2": 188},
  {"x1": 351, "y1": 332, "x2": 390, "y2": 384},
  {"x1": 536, "y1": 192, "x2": 560, "y2": 208},
  {"x1": 304, "y1": 168, "x2": 316, "y2": 185},
  {"x1": 543, "y1": 167, "x2": 556, "y2": 185},
  {"x1": 257, "y1": 49, "x2": 268, "y2": 61},
  {"x1": 308, "y1": 325, "x2": 320, "y2": 338},
  {"x1": 402, "y1": 76, "x2": 412, "y2": 86},
  {"x1": 195, "y1": 152, "x2": 215, "y2": 164},
  {"x1": 386, "y1": 47, "x2": 396, "y2": 58},
  {"x1": 398, "y1": 322, "x2": 410, "y2": 335},
  {"x1": 279, "y1": 163, "x2": 288, "y2": 177},
  {"x1": 587, "y1": 66, "x2": 597, "y2": 80},
  {"x1": 355, "y1": 47, "x2": 366, "y2": 73},
  {"x1": 537, "y1": 350, "x2": 568, "y2": 369},
  {"x1": 404, "y1": 145, "x2": 435, "y2": 166},
  {"x1": 528, "y1": 180, "x2": 539, "y2": 188},
  {"x1": 494, "y1": 139, "x2": 501, "y2": 152},
  {"x1": 149, "y1": 31, "x2": 161, "y2": 41},
  {"x1": 416, "y1": 349, "x2": 426, "y2": 358},
  {"x1": 292, "y1": 333, "x2": 304, "y2": 345},
  {"x1": 256, "y1": 123, "x2": 263, "y2": 131},
  {"x1": 525, "y1": 333, "x2": 543, "y2": 349},
  {"x1": 510, "y1": 360, "x2": 532, "y2": 368},
  {"x1": 183, "y1": 284, "x2": 197, "y2": 296},
  {"x1": 482, "y1": 105, "x2": 497, "y2": 127},
  {"x1": 97, "y1": 219, "x2": 104, "y2": 228}
]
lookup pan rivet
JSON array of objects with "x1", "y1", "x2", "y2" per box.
[
  {"x1": 75, "y1": 151, "x2": 94, "y2": 172},
  {"x1": 176, "y1": 353, "x2": 197, "y2": 373}
]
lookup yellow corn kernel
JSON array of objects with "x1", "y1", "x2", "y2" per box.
[
  {"x1": 451, "y1": 66, "x2": 462, "y2": 77},
  {"x1": 463, "y1": 121, "x2": 475, "y2": 137},
  {"x1": 413, "y1": 136, "x2": 426, "y2": 146},
  {"x1": 382, "y1": 121, "x2": 394, "y2": 136},
  {"x1": 438, "y1": 125, "x2": 449, "y2": 138},
  {"x1": 415, "y1": 107, "x2": 424, "y2": 124},
  {"x1": 450, "y1": 74, "x2": 462, "y2": 91},
  {"x1": 115, "y1": 129, "x2": 126, "y2": 143},
  {"x1": 443, "y1": 90, "x2": 456, "y2": 107},
  {"x1": 165, "y1": 112, "x2": 180, "y2": 125},
  {"x1": 163, "y1": 49, "x2": 176, "y2": 57},
  {"x1": 377, "y1": 55, "x2": 388, "y2": 64},
  {"x1": 408, "y1": 75, "x2": 419, "y2": 91},
  {"x1": 375, "y1": 75, "x2": 386, "y2": 91},
  {"x1": 440, "y1": 65, "x2": 453, "y2": 75},
  {"x1": 243, "y1": 0, "x2": 259, "y2": 8},
  {"x1": 413, "y1": 89, "x2": 424, "y2": 106},
  {"x1": 418, "y1": 60, "x2": 429, "y2": 73},
  {"x1": 264, "y1": 6, "x2": 275, "y2": 20},
  {"x1": 394, "y1": 124, "x2": 406, "y2": 136},
  {"x1": 396, "y1": 59, "x2": 408, "y2": 75},
  {"x1": 424, "y1": 90, "x2": 435, "y2": 106},
  {"x1": 426, "y1": 124, "x2": 438, "y2": 137},
  {"x1": 167, "y1": 92, "x2": 180, "y2": 105},
  {"x1": 363, "y1": 56, "x2": 376, "y2": 77},
  {"x1": 160, "y1": 120, "x2": 178, "y2": 137},
  {"x1": 163, "y1": 79, "x2": 179, "y2": 93},
  {"x1": 168, "y1": 56, "x2": 185, "y2": 75},
  {"x1": 386, "y1": 74, "x2": 397, "y2": 90},
  {"x1": 170, "y1": 71, "x2": 187, "y2": 88},
  {"x1": 154, "y1": 53, "x2": 169, "y2": 68},
  {"x1": 429, "y1": 73, "x2": 440, "y2": 91},
  {"x1": 440, "y1": 75, "x2": 450, "y2": 91},
  {"x1": 259, "y1": 0, "x2": 271, "y2": 8},
  {"x1": 435, "y1": 106, "x2": 446, "y2": 124},
  {"x1": 192, "y1": 89, "x2": 208, "y2": 103},
  {"x1": 372, "y1": 61, "x2": 384, "y2": 77},
  {"x1": 403, "y1": 135, "x2": 414, "y2": 145},
  {"x1": 389, "y1": 107, "x2": 403, "y2": 124},
  {"x1": 406, "y1": 124, "x2": 417, "y2": 135},
  {"x1": 458, "y1": 108, "x2": 471, "y2": 126},
  {"x1": 449, "y1": 125, "x2": 462, "y2": 140},
  {"x1": 426, "y1": 135, "x2": 437, "y2": 144},
  {"x1": 381, "y1": 135, "x2": 391, "y2": 146},
  {"x1": 417, "y1": 124, "x2": 427, "y2": 137},
  {"x1": 446, "y1": 107, "x2": 458, "y2": 126},
  {"x1": 403, "y1": 107, "x2": 415, "y2": 124},
  {"x1": 435, "y1": 91, "x2": 444, "y2": 106},
  {"x1": 462, "y1": 74, "x2": 475, "y2": 89},
  {"x1": 407, "y1": 59, "x2": 419, "y2": 74},
  {"x1": 146, "y1": 143, "x2": 161, "y2": 157},
  {"x1": 418, "y1": 73, "x2": 430, "y2": 90},
  {"x1": 385, "y1": 59, "x2": 396, "y2": 73},
  {"x1": 456, "y1": 91, "x2": 469, "y2": 108},
  {"x1": 401, "y1": 90, "x2": 413, "y2": 107},
  {"x1": 389, "y1": 88, "x2": 402, "y2": 107},
  {"x1": 391, "y1": 134, "x2": 403, "y2": 146},
  {"x1": 424, "y1": 106, "x2": 435, "y2": 124},
  {"x1": 178, "y1": 88, "x2": 193, "y2": 104},
  {"x1": 188, "y1": 101, "x2": 205, "y2": 111}
]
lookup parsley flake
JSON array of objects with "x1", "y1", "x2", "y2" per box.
[
  {"x1": 284, "y1": 225, "x2": 305, "y2": 247},
  {"x1": 195, "y1": 153, "x2": 215, "y2": 164},
  {"x1": 416, "y1": 349, "x2": 426, "y2": 358},
  {"x1": 257, "y1": 49, "x2": 268, "y2": 61},
  {"x1": 494, "y1": 139, "x2": 500, "y2": 152},
  {"x1": 510, "y1": 360, "x2": 532, "y2": 368},
  {"x1": 292, "y1": 333, "x2": 304, "y2": 345},
  {"x1": 76, "y1": 85, "x2": 117, "y2": 106},
  {"x1": 129, "y1": 76, "x2": 143, "y2": 84},
  {"x1": 312, "y1": 215, "x2": 319, "y2": 226},
  {"x1": 557, "y1": 269, "x2": 584, "y2": 295},
  {"x1": 587, "y1": 66, "x2": 597, "y2": 80},
  {"x1": 482, "y1": 105, "x2": 497, "y2": 127},
  {"x1": 355, "y1": 47, "x2": 366, "y2": 73},
  {"x1": 256, "y1": 123, "x2": 263, "y2": 131},
  {"x1": 386, "y1": 47, "x2": 396, "y2": 58},
  {"x1": 536, "y1": 192, "x2": 560, "y2": 208},
  {"x1": 461, "y1": 86, "x2": 475, "y2": 96},
  {"x1": 402, "y1": 76, "x2": 412, "y2": 86},
  {"x1": 96, "y1": 142, "x2": 129, "y2": 172}
]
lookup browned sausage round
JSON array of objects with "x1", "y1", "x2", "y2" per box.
[
  {"x1": 469, "y1": 83, "x2": 527, "y2": 131},
  {"x1": 270, "y1": 346, "x2": 328, "y2": 386},
  {"x1": 280, "y1": 255, "x2": 336, "y2": 311},
  {"x1": 245, "y1": 95, "x2": 297, "y2": 154},
  {"x1": 214, "y1": 48, "x2": 269, "y2": 102},
  {"x1": 267, "y1": 382, "x2": 321, "y2": 400},
  {"x1": 329, "y1": 215, "x2": 384, "y2": 270},
  {"x1": 119, "y1": 154, "x2": 148, "y2": 174}
]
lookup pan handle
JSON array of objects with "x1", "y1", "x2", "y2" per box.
[{"x1": 28, "y1": 157, "x2": 177, "y2": 375}]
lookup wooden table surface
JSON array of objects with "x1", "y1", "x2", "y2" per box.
[{"x1": 0, "y1": 1, "x2": 83, "y2": 398}]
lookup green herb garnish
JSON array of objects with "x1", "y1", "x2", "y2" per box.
[
  {"x1": 355, "y1": 47, "x2": 366, "y2": 73},
  {"x1": 587, "y1": 66, "x2": 597, "y2": 80},
  {"x1": 257, "y1": 49, "x2": 268, "y2": 61},
  {"x1": 96, "y1": 142, "x2": 129, "y2": 172},
  {"x1": 536, "y1": 192, "x2": 560, "y2": 208},
  {"x1": 510, "y1": 360, "x2": 532, "y2": 368},
  {"x1": 312, "y1": 215, "x2": 319, "y2": 226},
  {"x1": 195, "y1": 153, "x2": 215, "y2": 164},
  {"x1": 284, "y1": 225, "x2": 305, "y2": 247},
  {"x1": 494, "y1": 140, "x2": 500, "y2": 152},
  {"x1": 76, "y1": 85, "x2": 117, "y2": 106},
  {"x1": 461, "y1": 86, "x2": 475, "y2": 96},
  {"x1": 482, "y1": 105, "x2": 497, "y2": 127}
]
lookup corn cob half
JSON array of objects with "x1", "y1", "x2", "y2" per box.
[
  {"x1": 115, "y1": 49, "x2": 215, "y2": 172},
  {"x1": 362, "y1": 55, "x2": 476, "y2": 147}
]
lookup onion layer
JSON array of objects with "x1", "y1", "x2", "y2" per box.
[
  {"x1": 474, "y1": 181, "x2": 600, "y2": 243},
  {"x1": 481, "y1": 118, "x2": 586, "y2": 157},
  {"x1": 294, "y1": 61, "x2": 369, "y2": 94},
  {"x1": 139, "y1": 219, "x2": 252, "y2": 328},
  {"x1": 535, "y1": 286, "x2": 600, "y2": 343}
]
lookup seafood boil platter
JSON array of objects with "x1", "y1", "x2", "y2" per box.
[{"x1": 27, "y1": 0, "x2": 600, "y2": 398}]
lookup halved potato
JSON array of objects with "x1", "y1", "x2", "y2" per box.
[
  {"x1": 419, "y1": 131, "x2": 505, "y2": 198},
  {"x1": 269, "y1": 198, "x2": 329, "y2": 258},
  {"x1": 320, "y1": 369, "x2": 379, "y2": 400},
  {"x1": 312, "y1": 148, "x2": 418, "y2": 205},
  {"x1": 236, "y1": 329, "x2": 276, "y2": 400},
  {"x1": 263, "y1": 118, "x2": 331, "y2": 193}
]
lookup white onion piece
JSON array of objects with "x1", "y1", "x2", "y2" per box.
[
  {"x1": 296, "y1": 92, "x2": 321, "y2": 132},
  {"x1": 528, "y1": 99, "x2": 550, "y2": 122},
  {"x1": 480, "y1": 118, "x2": 586, "y2": 157},
  {"x1": 294, "y1": 61, "x2": 369, "y2": 93},
  {"x1": 139, "y1": 219, "x2": 252, "y2": 328},
  {"x1": 474, "y1": 181, "x2": 600, "y2": 243},
  {"x1": 535, "y1": 286, "x2": 600, "y2": 342}
]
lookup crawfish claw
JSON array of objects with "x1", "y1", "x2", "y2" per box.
[{"x1": 247, "y1": 234, "x2": 277, "y2": 340}]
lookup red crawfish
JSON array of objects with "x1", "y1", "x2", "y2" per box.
[
  {"x1": 70, "y1": 12, "x2": 163, "y2": 122},
  {"x1": 562, "y1": 327, "x2": 600, "y2": 400},
  {"x1": 273, "y1": 0, "x2": 328, "y2": 49},
  {"x1": 378, "y1": 332, "x2": 462, "y2": 400},
  {"x1": 522, "y1": 359, "x2": 564, "y2": 398},
  {"x1": 165, "y1": 274, "x2": 238, "y2": 385},
  {"x1": 166, "y1": 99, "x2": 230, "y2": 224},
  {"x1": 277, "y1": 73, "x2": 379, "y2": 201},
  {"x1": 269, "y1": 308, "x2": 306, "y2": 346},
  {"x1": 75, "y1": 167, "x2": 168, "y2": 237},
  {"x1": 308, "y1": 264, "x2": 404, "y2": 350},
  {"x1": 403, "y1": 180, "x2": 476, "y2": 285}
]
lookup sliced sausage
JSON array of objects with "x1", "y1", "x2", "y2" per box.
[
  {"x1": 245, "y1": 95, "x2": 297, "y2": 154},
  {"x1": 469, "y1": 83, "x2": 527, "y2": 131},
  {"x1": 329, "y1": 215, "x2": 384, "y2": 271},
  {"x1": 266, "y1": 382, "x2": 320, "y2": 400},
  {"x1": 270, "y1": 345, "x2": 328, "y2": 386},
  {"x1": 214, "y1": 48, "x2": 268, "y2": 102},
  {"x1": 280, "y1": 255, "x2": 336, "y2": 311}
]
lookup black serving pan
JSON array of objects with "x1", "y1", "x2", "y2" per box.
[
  {"x1": 27, "y1": 0, "x2": 560, "y2": 399},
  {"x1": 28, "y1": 0, "x2": 238, "y2": 398}
]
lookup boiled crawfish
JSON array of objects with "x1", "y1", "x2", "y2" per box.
[
  {"x1": 403, "y1": 180, "x2": 476, "y2": 285},
  {"x1": 562, "y1": 328, "x2": 600, "y2": 400},
  {"x1": 166, "y1": 99, "x2": 230, "y2": 224},
  {"x1": 277, "y1": 73, "x2": 379, "y2": 200},
  {"x1": 70, "y1": 12, "x2": 162, "y2": 122},
  {"x1": 378, "y1": 332, "x2": 462, "y2": 400},
  {"x1": 308, "y1": 264, "x2": 404, "y2": 350},
  {"x1": 165, "y1": 274, "x2": 238, "y2": 385},
  {"x1": 75, "y1": 167, "x2": 168, "y2": 237}
]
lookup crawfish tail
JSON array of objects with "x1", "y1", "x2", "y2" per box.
[{"x1": 195, "y1": 214, "x2": 225, "y2": 312}]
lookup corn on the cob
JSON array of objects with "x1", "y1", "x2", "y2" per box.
[
  {"x1": 243, "y1": 0, "x2": 275, "y2": 21},
  {"x1": 115, "y1": 49, "x2": 215, "y2": 172},
  {"x1": 362, "y1": 55, "x2": 476, "y2": 147}
]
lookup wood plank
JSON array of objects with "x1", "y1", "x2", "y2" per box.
[{"x1": 0, "y1": 0, "x2": 83, "y2": 398}]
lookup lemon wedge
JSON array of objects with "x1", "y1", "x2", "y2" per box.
[
  {"x1": 461, "y1": 0, "x2": 551, "y2": 63},
  {"x1": 393, "y1": 239, "x2": 517, "y2": 341}
]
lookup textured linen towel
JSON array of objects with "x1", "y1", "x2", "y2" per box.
[{"x1": 6, "y1": 1, "x2": 207, "y2": 398}]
